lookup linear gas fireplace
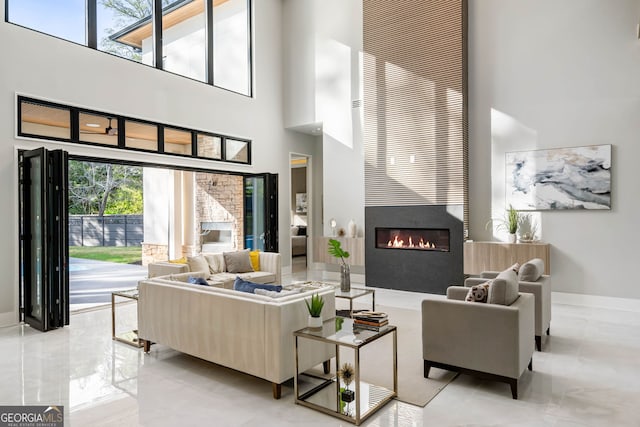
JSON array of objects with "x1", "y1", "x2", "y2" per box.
[
  {"x1": 376, "y1": 227, "x2": 450, "y2": 252},
  {"x1": 365, "y1": 205, "x2": 464, "y2": 294}
]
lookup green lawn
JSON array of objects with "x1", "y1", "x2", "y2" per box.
[{"x1": 69, "y1": 246, "x2": 142, "y2": 265}]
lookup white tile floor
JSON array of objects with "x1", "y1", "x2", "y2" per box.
[{"x1": 1, "y1": 269, "x2": 639, "y2": 426}]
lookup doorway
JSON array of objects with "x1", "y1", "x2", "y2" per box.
[
  {"x1": 19, "y1": 148, "x2": 279, "y2": 325},
  {"x1": 290, "y1": 154, "x2": 311, "y2": 273}
]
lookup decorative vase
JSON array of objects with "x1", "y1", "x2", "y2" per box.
[
  {"x1": 341, "y1": 388, "x2": 355, "y2": 403},
  {"x1": 340, "y1": 263, "x2": 351, "y2": 292},
  {"x1": 308, "y1": 315, "x2": 322, "y2": 329},
  {"x1": 348, "y1": 219, "x2": 356, "y2": 238},
  {"x1": 508, "y1": 233, "x2": 517, "y2": 243}
]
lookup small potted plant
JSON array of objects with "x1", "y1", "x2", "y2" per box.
[
  {"x1": 338, "y1": 362, "x2": 355, "y2": 414},
  {"x1": 305, "y1": 293, "x2": 324, "y2": 329},
  {"x1": 486, "y1": 204, "x2": 520, "y2": 243},
  {"x1": 328, "y1": 238, "x2": 351, "y2": 292}
]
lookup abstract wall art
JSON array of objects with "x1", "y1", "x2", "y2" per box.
[{"x1": 506, "y1": 144, "x2": 611, "y2": 210}]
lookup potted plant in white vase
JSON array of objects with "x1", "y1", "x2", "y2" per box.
[
  {"x1": 305, "y1": 293, "x2": 324, "y2": 329},
  {"x1": 486, "y1": 204, "x2": 520, "y2": 243},
  {"x1": 328, "y1": 238, "x2": 351, "y2": 292}
]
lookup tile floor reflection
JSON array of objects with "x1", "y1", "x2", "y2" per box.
[{"x1": 1, "y1": 270, "x2": 639, "y2": 426}]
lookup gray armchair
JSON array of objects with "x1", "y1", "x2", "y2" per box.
[
  {"x1": 466, "y1": 258, "x2": 551, "y2": 351},
  {"x1": 422, "y1": 284, "x2": 535, "y2": 399}
]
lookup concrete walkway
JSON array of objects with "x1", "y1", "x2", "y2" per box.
[{"x1": 69, "y1": 257, "x2": 147, "y2": 311}]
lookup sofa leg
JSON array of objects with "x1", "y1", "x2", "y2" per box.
[
  {"x1": 509, "y1": 379, "x2": 518, "y2": 399},
  {"x1": 323, "y1": 360, "x2": 330, "y2": 374},
  {"x1": 546, "y1": 326, "x2": 550, "y2": 336},
  {"x1": 142, "y1": 339, "x2": 151, "y2": 353},
  {"x1": 535, "y1": 335, "x2": 541, "y2": 351},
  {"x1": 528, "y1": 358, "x2": 533, "y2": 371},
  {"x1": 423, "y1": 360, "x2": 432, "y2": 378},
  {"x1": 272, "y1": 383, "x2": 282, "y2": 399}
]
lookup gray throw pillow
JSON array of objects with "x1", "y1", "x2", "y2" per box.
[
  {"x1": 224, "y1": 250, "x2": 254, "y2": 273},
  {"x1": 519, "y1": 258, "x2": 544, "y2": 282},
  {"x1": 488, "y1": 268, "x2": 519, "y2": 305},
  {"x1": 186, "y1": 255, "x2": 209, "y2": 273}
]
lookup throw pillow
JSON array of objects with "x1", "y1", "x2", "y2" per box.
[
  {"x1": 224, "y1": 250, "x2": 254, "y2": 273},
  {"x1": 297, "y1": 226, "x2": 307, "y2": 236},
  {"x1": 465, "y1": 281, "x2": 491, "y2": 303},
  {"x1": 187, "y1": 255, "x2": 209, "y2": 273},
  {"x1": 187, "y1": 276, "x2": 209, "y2": 286},
  {"x1": 233, "y1": 276, "x2": 282, "y2": 294},
  {"x1": 169, "y1": 257, "x2": 187, "y2": 264},
  {"x1": 519, "y1": 258, "x2": 544, "y2": 282},
  {"x1": 204, "y1": 253, "x2": 226, "y2": 274},
  {"x1": 509, "y1": 262, "x2": 521, "y2": 273},
  {"x1": 487, "y1": 268, "x2": 519, "y2": 305},
  {"x1": 291, "y1": 226, "x2": 299, "y2": 236},
  {"x1": 249, "y1": 250, "x2": 261, "y2": 271}
]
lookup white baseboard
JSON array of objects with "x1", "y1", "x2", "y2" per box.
[
  {"x1": 0, "y1": 310, "x2": 19, "y2": 328},
  {"x1": 553, "y1": 292, "x2": 640, "y2": 312}
]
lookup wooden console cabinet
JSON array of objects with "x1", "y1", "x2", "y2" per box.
[
  {"x1": 463, "y1": 241, "x2": 550, "y2": 275},
  {"x1": 312, "y1": 237, "x2": 365, "y2": 266}
]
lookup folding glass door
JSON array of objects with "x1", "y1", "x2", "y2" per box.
[
  {"x1": 19, "y1": 148, "x2": 69, "y2": 331},
  {"x1": 243, "y1": 173, "x2": 278, "y2": 252}
]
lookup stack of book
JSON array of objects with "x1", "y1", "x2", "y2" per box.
[{"x1": 353, "y1": 312, "x2": 388, "y2": 331}]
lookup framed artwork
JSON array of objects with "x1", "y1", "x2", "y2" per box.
[
  {"x1": 296, "y1": 193, "x2": 308, "y2": 214},
  {"x1": 506, "y1": 144, "x2": 611, "y2": 210}
]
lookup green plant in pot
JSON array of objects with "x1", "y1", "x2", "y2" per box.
[
  {"x1": 305, "y1": 293, "x2": 324, "y2": 329},
  {"x1": 485, "y1": 204, "x2": 520, "y2": 243},
  {"x1": 328, "y1": 238, "x2": 351, "y2": 292}
]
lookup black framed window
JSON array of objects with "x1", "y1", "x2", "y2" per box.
[
  {"x1": 17, "y1": 96, "x2": 251, "y2": 165},
  {"x1": 6, "y1": 0, "x2": 253, "y2": 96}
]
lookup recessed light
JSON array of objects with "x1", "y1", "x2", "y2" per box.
[{"x1": 86, "y1": 123, "x2": 100, "y2": 128}]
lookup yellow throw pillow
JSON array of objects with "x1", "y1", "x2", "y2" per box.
[
  {"x1": 249, "y1": 250, "x2": 260, "y2": 271},
  {"x1": 169, "y1": 257, "x2": 187, "y2": 264}
]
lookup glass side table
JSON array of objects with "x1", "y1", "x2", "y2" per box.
[
  {"x1": 111, "y1": 289, "x2": 143, "y2": 348},
  {"x1": 334, "y1": 287, "x2": 375, "y2": 318},
  {"x1": 294, "y1": 317, "x2": 397, "y2": 426}
]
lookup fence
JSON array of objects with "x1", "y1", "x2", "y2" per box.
[{"x1": 69, "y1": 215, "x2": 143, "y2": 247}]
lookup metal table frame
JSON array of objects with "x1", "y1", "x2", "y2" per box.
[{"x1": 111, "y1": 289, "x2": 143, "y2": 348}]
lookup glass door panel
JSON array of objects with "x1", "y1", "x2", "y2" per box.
[
  {"x1": 244, "y1": 173, "x2": 278, "y2": 252},
  {"x1": 20, "y1": 148, "x2": 69, "y2": 331}
]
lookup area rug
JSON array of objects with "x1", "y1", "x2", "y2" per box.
[{"x1": 355, "y1": 304, "x2": 458, "y2": 407}]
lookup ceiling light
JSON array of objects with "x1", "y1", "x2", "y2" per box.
[{"x1": 86, "y1": 123, "x2": 100, "y2": 128}]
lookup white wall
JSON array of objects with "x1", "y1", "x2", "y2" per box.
[
  {"x1": 468, "y1": 0, "x2": 640, "y2": 298},
  {"x1": 0, "y1": 0, "x2": 316, "y2": 326},
  {"x1": 283, "y1": 0, "x2": 364, "y2": 237}
]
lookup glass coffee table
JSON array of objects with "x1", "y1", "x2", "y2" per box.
[
  {"x1": 334, "y1": 287, "x2": 375, "y2": 318},
  {"x1": 293, "y1": 317, "x2": 397, "y2": 425}
]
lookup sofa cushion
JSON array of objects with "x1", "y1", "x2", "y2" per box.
[
  {"x1": 233, "y1": 276, "x2": 282, "y2": 293},
  {"x1": 224, "y1": 250, "x2": 254, "y2": 273},
  {"x1": 249, "y1": 250, "x2": 260, "y2": 271},
  {"x1": 238, "y1": 271, "x2": 276, "y2": 284},
  {"x1": 519, "y1": 258, "x2": 544, "y2": 282},
  {"x1": 204, "y1": 253, "x2": 226, "y2": 274},
  {"x1": 187, "y1": 255, "x2": 209, "y2": 273},
  {"x1": 465, "y1": 281, "x2": 491, "y2": 303},
  {"x1": 488, "y1": 268, "x2": 519, "y2": 305},
  {"x1": 188, "y1": 276, "x2": 209, "y2": 286}
]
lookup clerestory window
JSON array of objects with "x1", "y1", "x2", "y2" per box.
[{"x1": 6, "y1": 0, "x2": 253, "y2": 96}]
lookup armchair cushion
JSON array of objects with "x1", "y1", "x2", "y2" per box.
[
  {"x1": 488, "y1": 268, "x2": 519, "y2": 305},
  {"x1": 519, "y1": 258, "x2": 544, "y2": 282}
]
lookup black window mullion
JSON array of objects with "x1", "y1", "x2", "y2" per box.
[
  {"x1": 191, "y1": 132, "x2": 198, "y2": 156},
  {"x1": 70, "y1": 108, "x2": 80, "y2": 142},
  {"x1": 221, "y1": 137, "x2": 227, "y2": 161},
  {"x1": 246, "y1": 0, "x2": 253, "y2": 97},
  {"x1": 158, "y1": 125, "x2": 165, "y2": 153},
  {"x1": 87, "y1": 0, "x2": 97, "y2": 49},
  {"x1": 153, "y1": 0, "x2": 163, "y2": 70},
  {"x1": 117, "y1": 117, "x2": 125, "y2": 148},
  {"x1": 205, "y1": 0, "x2": 214, "y2": 85}
]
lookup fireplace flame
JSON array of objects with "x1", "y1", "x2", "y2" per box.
[{"x1": 387, "y1": 234, "x2": 436, "y2": 249}]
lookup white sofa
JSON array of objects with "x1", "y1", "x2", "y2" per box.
[
  {"x1": 137, "y1": 277, "x2": 335, "y2": 398},
  {"x1": 147, "y1": 251, "x2": 281, "y2": 289}
]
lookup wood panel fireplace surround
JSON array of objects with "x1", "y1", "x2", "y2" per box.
[{"x1": 365, "y1": 206, "x2": 464, "y2": 294}]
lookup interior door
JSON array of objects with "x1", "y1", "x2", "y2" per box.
[
  {"x1": 243, "y1": 173, "x2": 278, "y2": 252},
  {"x1": 19, "y1": 148, "x2": 69, "y2": 331}
]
